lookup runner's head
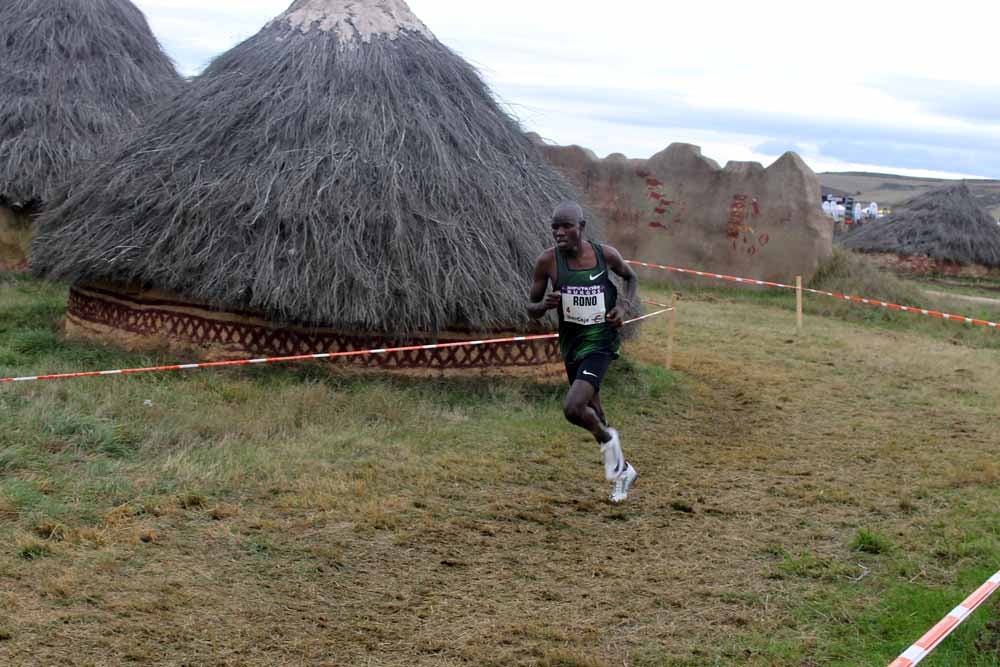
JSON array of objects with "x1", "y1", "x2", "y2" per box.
[{"x1": 551, "y1": 201, "x2": 586, "y2": 251}]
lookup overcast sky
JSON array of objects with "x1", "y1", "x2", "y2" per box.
[{"x1": 134, "y1": 0, "x2": 1000, "y2": 180}]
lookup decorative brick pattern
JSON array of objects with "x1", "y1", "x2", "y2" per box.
[{"x1": 68, "y1": 287, "x2": 559, "y2": 369}]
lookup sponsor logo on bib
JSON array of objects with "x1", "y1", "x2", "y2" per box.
[{"x1": 562, "y1": 285, "x2": 606, "y2": 325}]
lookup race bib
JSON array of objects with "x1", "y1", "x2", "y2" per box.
[{"x1": 562, "y1": 285, "x2": 606, "y2": 325}]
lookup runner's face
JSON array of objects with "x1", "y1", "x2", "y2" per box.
[{"x1": 551, "y1": 218, "x2": 583, "y2": 251}]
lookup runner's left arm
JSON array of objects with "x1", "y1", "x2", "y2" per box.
[{"x1": 603, "y1": 246, "x2": 638, "y2": 328}]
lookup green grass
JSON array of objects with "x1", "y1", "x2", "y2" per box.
[
  {"x1": 733, "y1": 498, "x2": 1000, "y2": 666},
  {"x1": 851, "y1": 529, "x2": 894, "y2": 555}
]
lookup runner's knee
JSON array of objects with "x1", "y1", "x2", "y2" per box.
[{"x1": 563, "y1": 397, "x2": 586, "y2": 424}]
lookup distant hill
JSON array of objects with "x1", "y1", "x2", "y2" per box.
[{"x1": 819, "y1": 172, "x2": 1000, "y2": 219}]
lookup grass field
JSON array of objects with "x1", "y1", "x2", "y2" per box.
[{"x1": 1, "y1": 267, "x2": 998, "y2": 666}]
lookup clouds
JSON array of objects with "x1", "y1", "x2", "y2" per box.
[
  {"x1": 139, "y1": 0, "x2": 275, "y2": 74},
  {"x1": 132, "y1": 0, "x2": 1000, "y2": 178},
  {"x1": 879, "y1": 77, "x2": 1000, "y2": 126}
]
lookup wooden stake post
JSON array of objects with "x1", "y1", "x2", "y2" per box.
[
  {"x1": 666, "y1": 293, "x2": 678, "y2": 370},
  {"x1": 796, "y1": 276, "x2": 804, "y2": 333}
]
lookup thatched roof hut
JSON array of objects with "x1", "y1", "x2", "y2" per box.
[
  {"x1": 32, "y1": 0, "x2": 581, "y2": 367},
  {"x1": 0, "y1": 0, "x2": 183, "y2": 211},
  {"x1": 841, "y1": 183, "x2": 1000, "y2": 268}
]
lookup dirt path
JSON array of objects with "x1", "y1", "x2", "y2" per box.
[{"x1": 924, "y1": 289, "x2": 1000, "y2": 306}]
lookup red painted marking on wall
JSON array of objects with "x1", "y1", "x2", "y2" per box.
[
  {"x1": 727, "y1": 194, "x2": 771, "y2": 256},
  {"x1": 727, "y1": 195, "x2": 748, "y2": 240},
  {"x1": 635, "y1": 171, "x2": 687, "y2": 236}
]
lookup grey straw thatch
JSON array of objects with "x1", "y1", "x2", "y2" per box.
[
  {"x1": 33, "y1": 0, "x2": 581, "y2": 335},
  {"x1": 0, "y1": 0, "x2": 183, "y2": 210},
  {"x1": 841, "y1": 183, "x2": 1000, "y2": 268}
]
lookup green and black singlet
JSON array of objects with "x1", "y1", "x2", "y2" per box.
[{"x1": 554, "y1": 242, "x2": 621, "y2": 362}]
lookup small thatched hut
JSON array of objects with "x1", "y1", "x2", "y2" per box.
[
  {"x1": 0, "y1": 0, "x2": 183, "y2": 270},
  {"x1": 842, "y1": 183, "x2": 1000, "y2": 276},
  {"x1": 33, "y1": 0, "x2": 581, "y2": 369}
]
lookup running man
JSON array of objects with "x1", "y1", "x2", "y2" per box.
[{"x1": 527, "y1": 201, "x2": 640, "y2": 503}]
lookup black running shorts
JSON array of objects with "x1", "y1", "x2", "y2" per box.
[{"x1": 565, "y1": 352, "x2": 614, "y2": 391}]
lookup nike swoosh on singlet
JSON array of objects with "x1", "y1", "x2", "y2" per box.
[
  {"x1": 589, "y1": 271, "x2": 605, "y2": 281},
  {"x1": 583, "y1": 371, "x2": 597, "y2": 377}
]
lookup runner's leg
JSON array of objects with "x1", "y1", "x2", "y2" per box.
[
  {"x1": 565, "y1": 355, "x2": 626, "y2": 481},
  {"x1": 563, "y1": 380, "x2": 611, "y2": 443},
  {"x1": 589, "y1": 392, "x2": 608, "y2": 427}
]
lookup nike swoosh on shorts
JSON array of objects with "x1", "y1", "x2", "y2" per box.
[{"x1": 583, "y1": 371, "x2": 597, "y2": 377}]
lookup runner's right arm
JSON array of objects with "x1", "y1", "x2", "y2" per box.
[{"x1": 527, "y1": 250, "x2": 561, "y2": 320}]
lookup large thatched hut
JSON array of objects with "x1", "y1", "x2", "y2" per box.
[
  {"x1": 32, "y1": 0, "x2": 581, "y2": 369},
  {"x1": 842, "y1": 183, "x2": 1000, "y2": 276},
  {"x1": 0, "y1": 0, "x2": 183, "y2": 270}
]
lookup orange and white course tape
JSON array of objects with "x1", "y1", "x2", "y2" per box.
[
  {"x1": 888, "y1": 570, "x2": 1000, "y2": 667},
  {"x1": 627, "y1": 260, "x2": 1000, "y2": 330},
  {"x1": 1, "y1": 305, "x2": 673, "y2": 384}
]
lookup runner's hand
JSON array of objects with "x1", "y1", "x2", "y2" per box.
[
  {"x1": 544, "y1": 292, "x2": 562, "y2": 310},
  {"x1": 606, "y1": 306, "x2": 625, "y2": 329}
]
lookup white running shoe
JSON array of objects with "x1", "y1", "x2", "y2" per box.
[
  {"x1": 599, "y1": 428, "x2": 625, "y2": 481},
  {"x1": 610, "y1": 463, "x2": 639, "y2": 504}
]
